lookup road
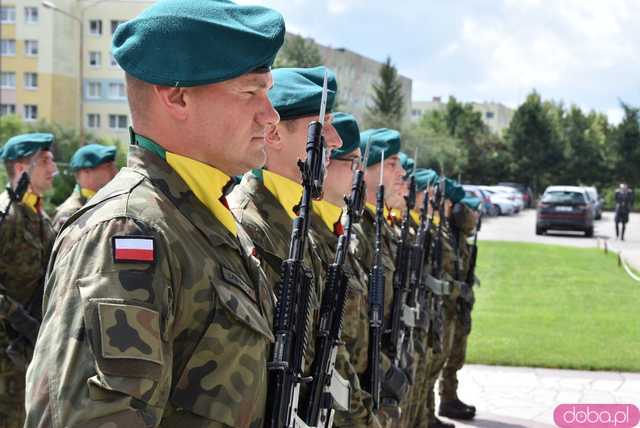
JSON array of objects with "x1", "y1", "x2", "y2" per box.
[{"x1": 478, "y1": 210, "x2": 640, "y2": 272}]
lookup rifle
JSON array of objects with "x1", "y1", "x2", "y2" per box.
[
  {"x1": 427, "y1": 175, "x2": 447, "y2": 354},
  {"x1": 362, "y1": 150, "x2": 385, "y2": 412},
  {"x1": 302, "y1": 141, "x2": 369, "y2": 428},
  {"x1": 465, "y1": 216, "x2": 480, "y2": 288},
  {"x1": 385, "y1": 173, "x2": 416, "y2": 373},
  {"x1": 407, "y1": 186, "x2": 431, "y2": 332},
  {"x1": 0, "y1": 171, "x2": 30, "y2": 230},
  {"x1": 266, "y1": 72, "x2": 329, "y2": 428}
]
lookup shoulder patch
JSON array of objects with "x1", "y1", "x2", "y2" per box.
[{"x1": 112, "y1": 236, "x2": 155, "y2": 263}]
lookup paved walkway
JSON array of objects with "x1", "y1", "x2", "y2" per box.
[
  {"x1": 478, "y1": 210, "x2": 640, "y2": 273},
  {"x1": 437, "y1": 364, "x2": 640, "y2": 428}
]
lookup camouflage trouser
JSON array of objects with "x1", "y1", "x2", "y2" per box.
[
  {"x1": 403, "y1": 328, "x2": 429, "y2": 428},
  {"x1": 414, "y1": 297, "x2": 457, "y2": 427},
  {"x1": 0, "y1": 355, "x2": 24, "y2": 428},
  {"x1": 439, "y1": 301, "x2": 471, "y2": 401}
]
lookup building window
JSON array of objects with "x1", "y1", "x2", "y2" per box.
[
  {"x1": 1, "y1": 7, "x2": 16, "y2": 23},
  {"x1": 87, "y1": 113, "x2": 101, "y2": 128},
  {"x1": 24, "y1": 7, "x2": 38, "y2": 23},
  {"x1": 108, "y1": 82, "x2": 126, "y2": 99},
  {"x1": 89, "y1": 19, "x2": 102, "y2": 36},
  {"x1": 109, "y1": 53, "x2": 119, "y2": 68},
  {"x1": 485, "y1": 111, "x2": 495, "y2": 119},
  {"x1": 24, "y1": 40, "x2": 38, "y2": 56},
  {"x1": 89, "y1": 51, "x2": 101, "y2": 67},
  {"x1": 108, "y1": 114, "x2": 128, "y2": 129},
  {"x1": 111, "y1": 20, "x2": 123, "y2": 34},
  {"x1": 0, "y1": 72, "x2": 16, "y2": 88},
  {"x1": 86, "y1": 81, "x2": 101, "y2": 99},
  {"x1": 24, "y1": 105, "x2": 38, "y2": 121},
  {"x1": 0, "y1": 104, "x2": 16, "y2": 116},
  {"x1": 1, "y1": 39, "x2": 16, "y2": 56},
  {"x1": 24, "y1": 72, "x2": 38, "y2": 89}
]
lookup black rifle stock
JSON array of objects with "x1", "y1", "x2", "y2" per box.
[
  {"x1": 386, "y1": 175, "x2": 416, "y2": 370},
  {"x1": 302, "y1": 168, "x2": 365, "y2": 427},
  {"x1": 407, "y1": 188, "x2": 431, "y2": 331},
  {"x1": 0, "y1": 171, "x2": 30, "y2": 230},
  {"x1": 266, "y1": 119, "x2": 326, "y2": 428},
  {"x1": 428, "y1": 178, "x2": 446, "y2": 354},
  {"x1": 362, "y1": 178, "x2": 385, "y2": 411}
]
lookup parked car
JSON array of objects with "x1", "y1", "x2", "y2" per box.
[
  {"x1": 463, "y1": 185, "x2": 493, "y2": 216},
  {"x1": 479, "y1": 186, "x2": 516, "y2": 215},
  {"x1": 583, "y1": 186, "x2": 603, "y2": 220},
  {"x1": 498, "y1": 182, "x2": 535, "y2": 208},
  {"x1": 536, "y1": 186, "x2": 594, "y2": 237},
  {"x1": 489, "y1": 185, "x2": 524, "y2": 213}
]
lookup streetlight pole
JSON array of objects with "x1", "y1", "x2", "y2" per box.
[{"x1": 42, "y1": 0, "x2": 84, "y2": 144}]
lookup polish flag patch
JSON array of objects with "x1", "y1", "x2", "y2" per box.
[{"x1": 112, "y1": 236, "x2": 155, "y2": 263}]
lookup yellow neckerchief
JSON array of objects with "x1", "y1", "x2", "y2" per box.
[
  {"x1": 166, "y1": 152, "x2": 237, "y2": 236},
  {"x1": 366, "y1": 202, "x2": 376, "y2": 214},
  {"x1": 385, "y1": 207, "x2": 402, "y2": 225},
  {"x1": 312, "y1": 199, "x2": 343, "y2": 233},
  {"x1": 433, "y1": 211, "x2": 441, "y2": 226},
  {"x1": 410, "y1": 209, "x2": 420, "y2": 225},
  {"x1": 80, "y1": 187, "x2": 96, "y2": 200},
  {"x1": 21, "y1": 191, "x2": 40, "y2": 213},
  {"x1": 262, "y1": 170, "x2": 303, "y2": 220}
]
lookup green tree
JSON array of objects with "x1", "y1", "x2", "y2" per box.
[
  {"x1": 507, "y1": 90, "x2": 565, "y2": 193},
  {"x1": 273, "y1": 34, "x2": 323, "y2": 68},
  {"x1": 611, "y1": 102, "x2": 640, "y2": 187},
  {"x1": 364, "y1": 56, "x2": 405, "y2": 130}
]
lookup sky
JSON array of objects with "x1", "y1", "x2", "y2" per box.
[{"x1": 237, "y1": 0, "x2": 640, "y2": 124}]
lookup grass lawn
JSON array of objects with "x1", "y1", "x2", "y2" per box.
[{"x1": 467, "y1": 241, "x2": 640, "y2": 372}]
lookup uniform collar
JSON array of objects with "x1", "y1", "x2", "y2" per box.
[
  {"x1": 312, "y1": 199, "x2": 344, "y2": 235},
  {"x1": 134, "y1": 132, "x2": 237, "y2": 236},
  {"x1": 21, "y1": 191, "x2": 41, "y2": 213},
  {"x1": 261, "y1": 169, "x2": 303, "y2": 220}
]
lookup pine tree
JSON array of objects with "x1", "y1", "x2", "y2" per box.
[{"x1": 364, "y1": 56, "x2": 405, "y2": 129}]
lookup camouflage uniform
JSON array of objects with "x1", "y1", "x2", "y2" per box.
[
  {"x1": 25, "y1": 145, "x2": 275, "y2": 428},
  {"x1": 52, "y1": 188, "x2": 88, "y2": 231},
  {"x1": 352, "y1": 207, "x2": 406, "y2": 427},
  {"x1": 228, "y1": 171, "x2": 379, "y2": 427},
  {"x1": 0, "y1": 191, "x2": 55, "y2": 428},
  {"x1": 439, "y1": 206, "x2": 477, "y2": 404}
]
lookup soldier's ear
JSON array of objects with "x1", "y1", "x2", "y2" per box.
[
  {"x1": 264, "y1": 124, "x2": 282, "y2": 150},
  {"x1": 153, "y1": 85, "x2": 188, "y2": 121}
]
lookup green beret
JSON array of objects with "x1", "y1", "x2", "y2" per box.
[
  {"x1": 331, "y1": 112, "x2": 360, "y2": 159},
  {"x1": 414, "y1": 168, "x2": 436, "y2": 192},
  {"x1": 112, "y1": 0, "x2": 285, "y2": 87},
  {"x1": 461, "y1": 196, "x2": 482, "y2": 211},
  {"x1": 399, "y1": 152, "x2": 415, "y2": 175},
  {"x1": 443, "y1": 177, "x2": 465, "y2": 203},
  {"x1": 70, "y1": 144, "x2": 117, "y2": 171},
  {"x1": 0, "y1": 133, "x2": 54, "y2": 161},
  {"x1": 269, "y1": 66, "x2": 337, "y2": 120},
  {"x1": 360, "y1": 128, "x2": 401, "y2": 167}
]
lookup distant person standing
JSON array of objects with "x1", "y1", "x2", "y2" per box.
[{"x1": 614, "y1": 183, "x2": 634, "y2": 241}]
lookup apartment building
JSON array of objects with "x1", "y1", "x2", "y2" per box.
[{"x1": 1, "y1": 0, "x2": 151, "y2": 143}]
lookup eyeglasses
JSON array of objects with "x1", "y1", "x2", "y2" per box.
[{"x1": 333, "y1": 156, "x2": 361, "y2": 171}]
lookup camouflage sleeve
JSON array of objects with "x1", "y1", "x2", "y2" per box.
[{"x1": 25, "y1": 217, "x2": 176, "y2": 428}]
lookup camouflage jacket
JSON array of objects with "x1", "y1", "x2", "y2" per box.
[
  {"x1": 52, "y1": 189, "x2": 87, "y2": 231},
  {"x1": 25, "y1": 145, "x2": 275, "y2": 428},
  {"x1": 0, "y1": 191, "x2": 55, "y2": 347},
  {"x1": 228, "y1": 172, "x2": 377, "y2": 426}
]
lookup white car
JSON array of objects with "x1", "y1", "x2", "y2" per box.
[
  {"x1": 479, "y1": 186, "x2": 516, "y2": 215},
  {"x1": 489, "y1": 185, "x2": 524, "y2": 213}
]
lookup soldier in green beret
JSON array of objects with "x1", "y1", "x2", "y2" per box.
[
  {"x1": 52, "y1": 144, "x2": 118, "y2": 230},
  {"x1": 0, "y1": 132, "x2": 57, "y2": 428},
  {"x1": 437, "y1": 197, "x2": 480, "y2": 422},
  {"x1": 25, "y1": 0, "x2": 285, "y2": 426},
  {"x1": 350, "y1": 129, "x2": 410, "y2": 427},
  {"x1": 229, "y1": 68, "x2": 369, "y2": 426}
]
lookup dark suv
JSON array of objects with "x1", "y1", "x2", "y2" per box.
[{"x1": 536, "y1": 186, "x2": 594, "y2": 237}]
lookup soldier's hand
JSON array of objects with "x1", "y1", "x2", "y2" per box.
[{"x1": 380, "y1": 364, "x2": 410, "y2": 404}]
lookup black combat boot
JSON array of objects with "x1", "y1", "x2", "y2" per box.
[
  {"x1": 439, "y1": 398, "x2": 476, "y2": 420},
  {"x1": 430, "y1": 416, "x2": 455, "y2": 428}
]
